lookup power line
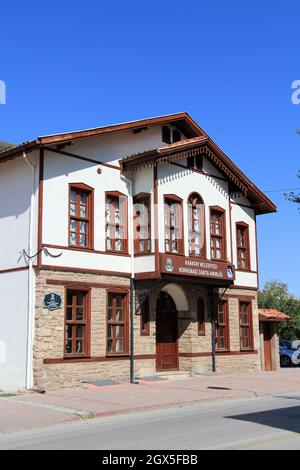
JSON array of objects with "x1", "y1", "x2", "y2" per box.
[{"x1": 263, "y1": 187, "x2": 300, "y2": 193}]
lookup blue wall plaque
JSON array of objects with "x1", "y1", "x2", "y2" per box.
[{"x1": 44, "y1": 293, "x2": 62, "y2": 311}]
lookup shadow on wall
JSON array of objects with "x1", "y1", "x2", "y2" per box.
[
  {"x1": 154, "y1": 282, "x2": 201, "y2": 340},
  {"x1": 226, "y1": 404, "x2": 300, "y2": 434},
  {"x1": 0, "y1": 158, "x2": 32, "y2": 219},
  {"x1": 158, "y1": 165, "x2": 229, "y2": 201}
]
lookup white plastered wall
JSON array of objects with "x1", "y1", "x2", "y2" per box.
[
  {"x1": 0, "y1": 153, "x2": 39, "y2": 270},
  {"x1": 0, "y1": 152, "x2": 39, "y2": 389},
  {"x1": 42, "y1": 126, "x2": 164, "y2": 272}
]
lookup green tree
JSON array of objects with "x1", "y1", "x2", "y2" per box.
[
  {"x1": 285, "y1": 170, "x2": 300, "y2": 206},
  {"x1": 258, "y1": 280, "x2": 300, "y2": 339}
]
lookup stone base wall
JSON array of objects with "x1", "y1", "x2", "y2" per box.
[{"x1": 33, "y1": 268, "x2": 261, "y2": 389}]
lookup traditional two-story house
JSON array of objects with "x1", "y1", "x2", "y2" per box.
[{"x1": 0, "y1": 113, "x2": 276, "y2": 390}]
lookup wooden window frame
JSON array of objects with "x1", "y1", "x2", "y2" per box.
[
  {"x1": 236, "y1": 222, "x2": 250, "y2": 271},
  {"x1": 162, "y1": 126, "x2": 171, "y2": 144},
  {"x1": 215, "y1": 300, "x2": 230, "y2": 351},
  {"x1": 69, "y1": 183, "x2": 94, "y2": 250},
  {"x1": 64, "y1": 284, "x2": 91, "y2": 358},
  {"x1": 133, "y1": 193, "x2": 151, "y2": 254},
  {"x1": 239, "y1": 300, "x2": 254, "y2": 351},
  {"x1": 210, "y1": 206, "x2": 227, "y2": 261},
  {"x1": 164, "y1": 194, "x2": 184, "y2": 255},
  {"x1": 106, "y1": 288, "x2": 129, "y2": 356},
  {"x1": 188, "y1": 192, "x2": 206, "y2": 258},
  {"x1": 172, "y1": 129, "x2": 181, "y2": 143},
  {"x1": 187, "y1": 154, "x2": 203, "y2": 171},
  {"x1": 105, "y1": 191, "x2": 128, "y2": 254},
  {"x1": 197, "y1": 298, "x2": 206, "y2": 336},
  {"x1": 140, "y1": 296, "x2": 150, "y2": 336}
]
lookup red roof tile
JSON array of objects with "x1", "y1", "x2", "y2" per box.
[{"x1": 258, "y1": 309, "x2": 291, "y2": 322}]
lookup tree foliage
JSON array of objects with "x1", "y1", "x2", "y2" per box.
[
  {"x1": 285, "y1": 170, "x2": 300, "y2": 206},
  {"x1": 258, "y1": 280, "x2": 300, "y2": 340}
]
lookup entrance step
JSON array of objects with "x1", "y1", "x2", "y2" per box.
[{"x1": 158, "y1": 371, "x2": 192, "y2": 381}]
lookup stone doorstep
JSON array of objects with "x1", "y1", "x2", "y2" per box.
[{"x1": 156, "y1": 370, "x2": 193, "y2": 381}]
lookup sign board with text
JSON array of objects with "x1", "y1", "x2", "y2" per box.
[{"x1": 160, "y1": 254, "x2": 235, "y2": 282}]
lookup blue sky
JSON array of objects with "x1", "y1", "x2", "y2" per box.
[{"x1": 1, "y1": 1, "x2": 299, "y2": 296}]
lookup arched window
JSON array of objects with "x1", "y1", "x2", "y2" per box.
[
  {"x1": 188, "y1": 193, "x2": 206, "y2": 257},
  {"x1": 197, "y1": 298, "x2": 205, "y2": 336}
]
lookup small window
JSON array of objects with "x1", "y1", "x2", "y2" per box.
[
  {"x1": 140, "y1": 296, "x2": 150, "y2": 336},
  {"x1": 239, "y1": 301, "x2": 253, "y2": 350},
  {"x1": 107, "y1": 292, "x2": 128, "y2": 355},
  {"x1": 215, "y1": 300, "x2": 229, "y2": 351},
  {"x1": 106, "y1": 192, "x2": 128, "y2": 253},
  {"x1": 133, "y1": 194, "x2": 151, "y2": 253},
  {"x1": 210, "y1": 208, "x2": 226, "y2": 260},
  {"x1": 197, "y1": 298, "x2": 205, "y2": 336},
  {"x1": 187, "y1": 154, "x2": 203, "y2": 171},
  {"x1": 65, "y1": 288, "x2": 90, "y2": 357},
  {"x1": 69, "y1": 184, "x2": 93, "y2": 249},
  {"x1": 172, "y1": 129, "x2": 181, "y2": 143},
  {"x1": 236, "y1": 223, "x2": 250, "y2": 270},
  {"x1": 164, "y1": 196, "x2": 184, "y2": 255},
  {"x1": 162, "y1": 126, "x2": 171, "y2": 144}
]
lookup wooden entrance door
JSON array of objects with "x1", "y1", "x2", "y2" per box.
[
  {"x1": 156, "y1": 291, "x2": 178, "y2": 371},
  {"x1": 263, "y1": 322, "x2": 273, "y2": 371}
]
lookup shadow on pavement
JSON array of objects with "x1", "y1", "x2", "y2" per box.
[{"x1": 225, "y1": 405, "x2": 300, "y2": 434}]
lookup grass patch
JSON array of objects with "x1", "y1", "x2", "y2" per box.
[{"x1": 0, "y1": 392, "x2": 16, "y2": 397}]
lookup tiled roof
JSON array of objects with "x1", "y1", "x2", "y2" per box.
[
  {"x1": 0, "y1": 141, "x2": 15, "y2": 152},
  {"x1": 258, "y1": 309, "x2": 291, "y2": 322},
  {"x1": 158, "y1": 135, "x2": 206, "y2": 150},
  {"x1": 0, "y1": 112, "x2": 203, "y2": 159},
  {"x1": 121, "y1": 136, "x2": 207, "y2": 162}
]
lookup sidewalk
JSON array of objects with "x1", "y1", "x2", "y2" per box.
[{"x1": 1, "y1": 369, "x2": 300, "y2": 434}]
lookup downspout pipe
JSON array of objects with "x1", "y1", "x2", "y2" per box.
[
  {"x1": 22, "y1": 152, "x2": 36, "y2": 389},
  {"x1": 120, "y1": 173, "x2": 138, "y2": 384}
]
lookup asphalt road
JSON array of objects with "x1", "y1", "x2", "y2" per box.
[{"x1": 1, "y1": 394, "x2": 300, "y2": 450}]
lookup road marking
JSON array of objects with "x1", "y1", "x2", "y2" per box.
[
  {"x1": 1, "y1": 397, "x2": 93, "y2": 419},
  {"x1": 208, "y1": 430, "x2": 300, "y2": 450}
]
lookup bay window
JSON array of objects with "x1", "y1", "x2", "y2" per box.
[
  {"x1": 106, "y1": 192, "x2": 128, "y2": 253},
  {"x1": 236, "y1": 223, "x2": 250, "y2": 270},
  {"x1": 210, "y1": 207, "x2": 226, "y2": 260},
  {"x1": 164, "y1": 195, "x2": 184, "y2": 255},
  {"x1": 133, "y1": 193, "x2": 151, "y2": 254}
]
